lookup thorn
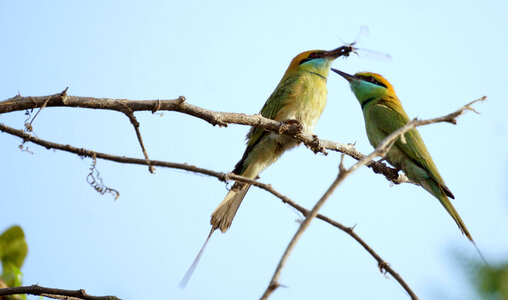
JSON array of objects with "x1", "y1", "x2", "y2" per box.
[
  {"x1": 346, "y1": 223, "x2": 358, "y2": 234},
  {"x1": 61, "y1": 87, "x2": 69, "y2": 104},
  {"x1": 269, "y1": 280, "x2": 281, "y2": 290},
  {"x1": 60, "y1": 87, "x2": 69, "y2": 96},
  {"x1": 278, "y1": 283, "x2": 288, "y2": 289},
  {"x1": 466, "y1": 106, "x2": 481, "y2": 115}
]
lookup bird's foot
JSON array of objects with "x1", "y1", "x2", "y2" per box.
[
  {"x1": 278, "y1": 119, "x2": 303, "y2": 135},
  {"x1": 309, "y1": 134, "x2": 327, "y2": 155}
]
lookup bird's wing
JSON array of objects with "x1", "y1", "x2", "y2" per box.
[
  {"x1": 246, "y1": 75, "x2": 300, "y2": 148},
  {"x1": 233, "y1": 75, "x2": 300, "y2": 174},
  {"x1": 368, "y1": 101, "x2": 453, "y2": 197}
]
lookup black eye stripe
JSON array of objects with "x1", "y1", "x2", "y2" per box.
[
  {"x1": 299, "y1": 51, "x2": 324, "y2": 65},
  {"x1": 299, "y1": 58, "x2": 312, "y2": 65},
  {"x1": 360, "y1": 75, "x2": 387, "y2": 88}
]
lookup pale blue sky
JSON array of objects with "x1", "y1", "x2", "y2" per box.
[{"x1": 1, "y1": 1, "x2": 508, "y2": 299}]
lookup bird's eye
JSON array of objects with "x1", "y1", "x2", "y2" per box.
[
  {"x1": 367, "y1": 76, "x2": 376, "y2": 84},
  {"x1": 299, "y1": 52, "x2": 322, "y2": 65}
]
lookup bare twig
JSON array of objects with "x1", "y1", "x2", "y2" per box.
[
  {"x1": 0, "y1": 92, "x2": 407, "y2": 184},
  {"x1": 119, "y1": 103, "x2": 154, "y2": 173},
  {"x1": 0, "y1": 284, "x2": 120, "y2": 300},
  {"x1": 260, "y1": 97, "x2": 485, "y2": 299},
  {"x1": 0, "y1": 122, "x2": 415, "y2": 296}
]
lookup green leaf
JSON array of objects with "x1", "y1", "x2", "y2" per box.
[
  {"x1": 0, "y1": 226, "x2": 28, "y2": 270},
  {"x1": 0, "y1": 262, "x2": 23, "y2": 287}
]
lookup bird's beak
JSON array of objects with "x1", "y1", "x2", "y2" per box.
[
  {"x1": 323, "y1": 46, "x2": 351, "y2": 59},
  {"x1": 331, "y1": 68, "x2": 356, "y2": 82}
]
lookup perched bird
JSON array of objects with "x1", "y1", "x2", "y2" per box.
[
  {"x1": 212, "y1": 46, "x2": 352, "y2": 233},
  {"x1": 331, "y1": 69, "x2": 474, "y2": 242},
  {"x1": 179, "y1": 47, "x2": 352, "y2": 287}
]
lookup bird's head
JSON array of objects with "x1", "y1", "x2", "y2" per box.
[
  {"x1": 332, "y1": 69, "x2": 396, "y2": 104},
  {"x1": 284, "y1": 47, "x2": 352, "y2": 79}
]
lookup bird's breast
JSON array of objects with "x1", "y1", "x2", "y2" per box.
[{"x1": 277, "y1": 73, "x2": 328, "y2": 134}]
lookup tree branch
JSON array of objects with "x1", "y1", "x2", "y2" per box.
[
  {"x1": 0, "y1": 122, "x2": 416, "y2": 297},
  {"x1": 0, "y1": 284, "x2": 120, "y2": 300},
  {"x1": 0, "y1": 93, "x2": 485, "y2": 300},
  {"x1": 0, "y1": 91, "x2": 407, "y2": 185}
]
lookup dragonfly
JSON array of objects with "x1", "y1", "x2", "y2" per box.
[{"x1": 339, "y1": 26, "x2": 392, "y2": 61}]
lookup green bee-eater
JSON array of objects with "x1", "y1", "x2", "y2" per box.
[
  {"x1": 332, "y1": 69, "x2": 473, "y2": 241},
  {"x1": 211, "y1": 47, "x2": 352, "y2": 233},
  {"x1": 180, "y1": 47, "x2": 352, "y2": 287}
]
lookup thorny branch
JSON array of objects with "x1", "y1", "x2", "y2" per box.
[
  {"x1": 0, "y1": 92, "x2": 485, "y2": 300},
  {"x1": 0, "y1": 284, "x2": 120, "y2": 300},
  {"x1": 0, "y1": 90, "x2": 407, "y2": 184},
  {"x1": 260, "y1": 96, "x2": 486, "y2": 300},
  {"x1": 0, "y1": 121, "x2": 415, "y2": 297}
]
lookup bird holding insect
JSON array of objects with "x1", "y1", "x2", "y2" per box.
[{"x1": 180, "y1": 46, "x2": 355, "y2": 287}]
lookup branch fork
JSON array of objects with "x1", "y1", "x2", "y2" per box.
[{"x1": 0, "y1": 91, "x2": 485, "y2": 300}]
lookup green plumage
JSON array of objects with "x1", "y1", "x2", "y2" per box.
[
  {"x1": 211, "y1": 48, "x2": 349, "y2": 233},
  {"x1": 333, "y1": 69, "x2": 473, "y2": 242}
]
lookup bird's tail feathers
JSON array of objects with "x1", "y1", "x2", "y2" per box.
[
  {"x1": 178, "y1": 227, "x2": 215, "y2": 289},
  {"x1": 179, "y1": 182, "x2": 251, "y2": 288},
  {"x1": 422, "y1": 180, "x2": 490, "y2": 265},
  {"x1": 211, "y1": 182, "x2": 251, "y2": 233},
  {"x1": 420, "y1": 180, "x2": 473, "y2": 242}
]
